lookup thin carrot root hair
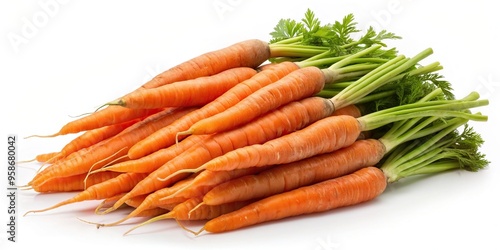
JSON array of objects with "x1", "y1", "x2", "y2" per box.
[
  {"x1": 157, "y1": 167, "x2": 202, "y2": 182},
  {"x1": 177, "y1": 220, "x2": 205, "y2": 236},
  {"x1": 123, "y1": 211, "x2": 175, "y2": 235},
  {"x1": 24, "y1": 132, "x2": 61, "y2": 139},
  {"x1": 88, "y1": 154, "x2": 130, "y2": 175},
  {"x1": 187, "y1": 201, "x2": 205, "y2": 219},
  {"x1": 83, "y1": 146, "x2": 129, "y2": 189},
  {"x1": 94, "y1": 193, "x2": 126, "y2": 215},
  {"x1": 175, "y1": 130, "x2": 192, "y2": 145}
]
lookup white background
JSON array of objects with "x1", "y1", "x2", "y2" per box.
[{"x1": 1, "y1": 0, "x2": 499, "y2": 249}]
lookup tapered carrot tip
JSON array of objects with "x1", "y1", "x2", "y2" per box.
[
  {"x1": 16, "y1": 158, "x2": 36, "y2": 164},
  {"x1": 176, "y1": 219, "x2": 205, "y2": 236},
  {"x1": 24, "y1": 132, "x2": 61, "y2": 139},
  {"x1": 123, "y1": 212, "x2": 174, "y2": 236}
]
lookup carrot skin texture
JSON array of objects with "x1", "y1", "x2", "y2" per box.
[
  {"x1": 25, "y1": 173, "x2": 148, "y2": 215},
  {"x1": 188, "y1": 66, "x2": 327, "y2": 135},
  {"x1": 127, "y1": 61, "x2": 299, "y2": 159},
  {"x1": 57, "y1": 107, "x2": 163, "y2": 136},
  {"x1": 33, "y1": 171, "x2": 122, "y2": 193},
  {"x1": 30, "y1": 107, "x2": 196, "y2": 187},
  {"x1": 204, "y1": 115, "x2": 361, "y2": 172},
  {"x1": 203, "y1": 139, "x2": 386, "y2": 205},
  {"x1": 96, "y1": 135, "x2": 209, "y2": 174},
  {"x1": 203, "y1": 166, "x2": 387, "y2": 233},
  {"x1": 119, "y1": 67, "x2": 257, "y2": 109},
  {"x1": 140, "y1": 39, "x2": 270, "y2": 89},
  {"x1": 109, "y1": 97, "x2": 336, "y2": 211}
]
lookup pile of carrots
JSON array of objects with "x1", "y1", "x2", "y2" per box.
[{"x1": 22, "y1": 10, "x2": 489, "y2": 236}]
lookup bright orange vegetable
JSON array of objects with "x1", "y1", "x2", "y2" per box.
[
  {"x1": 109, "y1": 67, "x2": 257, "y2": 109},
  {"x1": 196, "y1": 166, "x2": 386, "y2": 234},
  {"x1": 28, "y1": 107, "x2": 195, "y2": 188},
  {"x1": 127, "y1": 61, "x2": 299, "y2": 159},
  {"x1": 24, "y1": 173, "x2": 148, "y2": 215}
]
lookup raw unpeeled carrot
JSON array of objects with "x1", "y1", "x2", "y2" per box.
[
  {"x1": 34, "y1": 152, "x2": 59, "y2": 163},
  {"x1": 29, "y1": 39, "x2": 270, "y2": 138},
  {"x1": 29, "y1": 107, "x2": 196, "y2": 188},
  {"x1": 28, "y1": 107, "x2": 163, "y2": 138},
  {"x1": 179, "y1": 66, "x2": 328, "y2": 136},
  {"x1": 102, "y1": 96, "x2": 339, "y2": 214},
  {"x1": 202, "y1": 139, "x2": 385, "y2": 206},
  {"x1": 88, "y1": 134, "x2": 209, "y2": 175},
  {"x1": 33, "y1": 171, "x2": 122, "y2": 193},
  {"x1": 109, "y1": 67, "x2": 257, "y2": 109},
  {"x1": 187, "y1": 115, "x2": 361, "y2": 173},
  {"x1": 196, "y1": 91, "x2": 488, "y2": 174},
  {"x1": 124, "y1": 197, "x2": 253, "y2": 235},
  {"x1": 127, "y1": 61, "x2": 299, "y2": 159},
  {"x1": 91, "y1": 175, "x2": 196, "y2": 227},
  {"x1": 179, "y1": 45, "x2": 384, "y2": 136},
  {"x1": 139, "y1": 39, "x2": 270, "y2": 90},
  {"x1": 37, "y1": 119, "x2": 140, "y2": 164},
  {"x1": 24, "y1": 172, "x2": 148, "y2": 215},
  {"x1": 161, "y1": 167, "x2": 268, "y2": 203},
  {"x1": 196, "y1": 166, "x2": 386, "y2": 234}
]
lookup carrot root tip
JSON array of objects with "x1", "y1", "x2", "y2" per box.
[{"x1": 24, "y1": 132, "x2": 61, "y2": 139}]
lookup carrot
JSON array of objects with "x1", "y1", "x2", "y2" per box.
[
  {"x1": 108, "y1": 67, "x2": 257, "y2": 109},
  {"x1": 191, "y1": 93, "x2": 490, "y2": 234},
  {"x1": 180, "y1": 66, "x2": 328, "y2": 136},
  {"x1": 101, "y1": 95, "x2": 340, "y2": 215},
  {"x1": 161, "y1": 167, "x2": 269, "y2": 203},
  {"x1": 27, "y1": 107, "x2": 164, "y2": 138},
  {"x1": 39, "y1": 119, "x2": 140, "y2": 164},
  {"x1": 88, "y1": 134, "x2": 209, "y2": 174},
  {"x1": 28, "y1": 39, "x2": 270, "y2": 138},
  {"x1": 195, "y1": 166, "x2": 386, "y2": 234},
  {"x1": 139, "y1": 39, "x2": 270, "y2": 90},
  {"x1": 178, "y1": 45, "x2": 384, "y2": 136},
  {"x1": 29, "y1": 107, "x2": 196, "y2": 188},
  {"x1": 34, "y1": 152, "x2": 59, "y2": 163},
  {"x1": 127, "y1": 61, "x2": 300, "y2": 159},
  {"x1": 33, "y1": 171, "x2": 122, "y2": 193},
  {"x1": 194, "y1": 91, "x2": 489, "y2": 173},
  {"x1": 124, "y1": 197, "x2": 253, "y2": 235},
  {"x1": 202, "y1": 139, "x2": 384, "y2": 206},
  {"x1": 90, "y1": 175, "x2": 196, "y2": 227},
  {"x1": 24, "y1": 172, "x2": 148, "y2": 215}
]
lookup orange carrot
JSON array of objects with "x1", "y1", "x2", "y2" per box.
[
  {"x1": 91, "y1": 175, "x2": 196, "y2": 227},
  {"x1": 139, "y1": 39, "x2": 270, "y2": 90},
  {"x1": 29, "y1": 107, "x2": 164, "y2": 138},
  {"x1": 127, "y1": 61, "x2": 299, "y2": 159},
  {"x1": 29, "y1": 39, "x2": 270, "y2": 138},
  {"x1": 29, "y1": 107, "x2": 196, "y2": 188},
  {"x1": 89, "y1": 134, "x2": 209, "y2": 174},
  {"x1": 24, "y1": 172, "x2": 148, "y2": 215},
  {"x1": 202, "y1": 139, "x2": 385, "y2": 206},
  {"x1": 180, "y1": 66, "x2": 328, "y2": 136},
  {"x1": 40, "y1": 119, "x2": 140, "y2": 164},
  {"x1": 162, "y1": 167, "x2": 269, "y2": 203},
  {"x1": 197, "y1": 166, "x2": 386, "y2": 234},
  {"x1": 102, "y1": 96, "x2": 337, "y2": 215},
  {"x1": 32, "y1": 171, "x2": 122, "y2": 193},
  {"x1": 124, "y1": 197, "x2": 252, "y2": 235},
  {"x1": 34, "y1": 152, "x2": 59, "y2": 163},
  {"x1": 197, "y1": 115, "x2": 361, "y2": 173},
  {"x1": 110, "y1": 67, "x2": 257, "y2": 109}
]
